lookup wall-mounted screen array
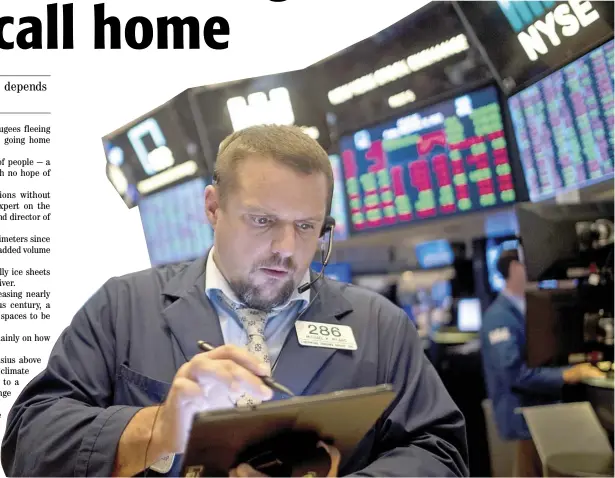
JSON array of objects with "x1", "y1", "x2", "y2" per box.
[
  {"x1": 508, "y1": 39, "x2": 614, "y2": 202},
  {"x1": 339, "y1": 85, "x2": 517, "y2": 234},
  {"x1": 138, "y1": 177, "x2": 213, "y2": 266}
]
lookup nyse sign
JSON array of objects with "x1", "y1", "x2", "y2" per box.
[
  {"x1": 498, "y1": 0, "x2": 601, "y2": 61},
  {"x1": 226, "y1": 87, "x2": 320, "y2": 140}
]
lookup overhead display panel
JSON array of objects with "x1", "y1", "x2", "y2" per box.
[
  {"x1": 102, "y1": 91, "x2": 207, "y2": 208},
  {"x1": 316, "y1": 1, "x2": 492, "y2": 139},
  {"x1": 138, "y1": 177, "x2": 214, "y2": 266},
  {"x1": 339, "y1": 85, "x2": 517, "y2": 235},
  {"x1": 508, "y1": 39, "x2": 614, "y2": 202},
  {"x1": 455, "y1": 0, "x2": 614, "y2": 93},
  {"x1": 192, "y1": 68, "x2": 331, "y2": 162}
]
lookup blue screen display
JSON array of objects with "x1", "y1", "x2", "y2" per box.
[
  {"x1": 508, "y1": 40, "x2": 614, "y2": 202},
  {"x1": 138, "y1": 177, "x2": 213, "y2": 266},
  {"x1": 485, "y1": 237, "x2": 520, "y2": 292},
  {"x1": 415, "y1": 239, "x2": 454, "y2": 269}
]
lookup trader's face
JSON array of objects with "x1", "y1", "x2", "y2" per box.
[{"x1": 206, "y1": 155, "x2": 327, "y2": 311}]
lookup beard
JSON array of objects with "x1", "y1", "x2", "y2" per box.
[
  {"x1": 229, "y1": 255, "x2": 297, "y2": 312},
  {"x1": 231, "y1": 278, "x2": 295, "y2": 312}
]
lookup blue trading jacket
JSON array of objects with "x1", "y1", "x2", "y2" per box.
[
  {"x1": 2, "y1": 256, "x2": 469, "y2": 477},
  {"x1": 479, "y1": 294, "x2": 569, "y2": 440}
]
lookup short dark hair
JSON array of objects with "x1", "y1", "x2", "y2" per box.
[
  {"x1": 497, "y1": 249, "x2": 521, "y2": 280},
  {"x1": 213, "y1": 124, "x2": 334, "y2": 214}
]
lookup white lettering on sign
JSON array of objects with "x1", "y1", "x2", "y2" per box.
[
  {"x1": 517, "y1": 0, "x2": 600, "y2": 61},
  {"x1": 127, "y1": 117, "x2": 175, "y2": 176},
  {"x1": 455, "y1": 95, "x2": 473, "y2": 118},
  {"x1": 382, "y1": 112, "x2": 445, "y2": 140},
  {"x1": 328, "y1": 34, "x2": 469, "y2": 106},
  {"x1": 227, "y1": 87, "x2": 295, "y2": 131},
  {"x1": 226, "y1": 87, "x2": 319, "y2": 140},
  {"x1": 388, "y1": 90, "x2": 416, "y2": 109}
]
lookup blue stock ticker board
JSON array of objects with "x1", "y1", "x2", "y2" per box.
[
  {"x1": 508, "y1": 40, "x2": 614, "y2": 202},
  {"x1": 339, "y1": 85, "x2": 516, "y2": 233}
]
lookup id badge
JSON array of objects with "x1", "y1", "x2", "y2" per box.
[{"x1": 295, "y1": 321, "x2": 357, "y2": 350}]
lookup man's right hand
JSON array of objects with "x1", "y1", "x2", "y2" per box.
[
  {"x1": 152, "y1": 345, "x2": 273, "y2": 457},
  {"x1": 563, "y1": 363, "x2": 607, "y2": 384}
]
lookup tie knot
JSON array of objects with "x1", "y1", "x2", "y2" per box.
[{"x1": 237, "y1": 308, "x2": 268, "y2": 335}]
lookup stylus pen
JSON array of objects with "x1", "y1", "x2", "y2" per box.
[{"x1": 196, "y1": 340, "x2": 295, "y2": 397}]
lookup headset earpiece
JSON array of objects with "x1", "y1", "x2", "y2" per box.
[
  {"x1": 299, "y1": 216, "x2": 336, "y2": 294},
  {"x1": 319, "y1": 216, "x2": 336, "y2": 238}
]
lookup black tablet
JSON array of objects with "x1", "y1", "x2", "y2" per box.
[{"x1": 180, "y1": 384, "x2": 395, "y2": 477}]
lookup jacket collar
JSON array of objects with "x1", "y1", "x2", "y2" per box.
[
  {"x1": 162, "y1": 255, "x2": 208, "y2": 299},
  {"x1": 160, "y1": 251, "x2": 353, "y2": 396},
  {"x1": 497, "y1": 292, "x2": 525, "y2": 323},
  {"x1": 161, "y1": 252, "x2": 352, "y2": 316}
]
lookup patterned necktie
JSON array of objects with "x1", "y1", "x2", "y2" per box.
[{"x1": 235, "y1": 307, "x2": 271, "y2": 407}]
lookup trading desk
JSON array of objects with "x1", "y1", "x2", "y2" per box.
[
  {"x1": 564, "y1": 374, "x2": 614, "y2": 448},
  {"x1": 581, "y1": 376, "x2": 614, "y2": 439}
]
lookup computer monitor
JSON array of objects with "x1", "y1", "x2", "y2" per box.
[
  {"x1": 516, "y1": 201, "x2": 614, "y2": 282},
  {"x1": 457, "y1": 297, "x2": 482, "y2": 332}
]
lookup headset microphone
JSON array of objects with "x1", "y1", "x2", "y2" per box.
[{"x1": 298, "y1": 216, "x2": 336, "y2": 294}]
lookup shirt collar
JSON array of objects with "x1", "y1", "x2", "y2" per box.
[
  {"x1": 501, "y1": 288, "x2": 526, "y2": 315},
  {"x1": 205, "y1": 247, "x2": 310, "y2": 312}
]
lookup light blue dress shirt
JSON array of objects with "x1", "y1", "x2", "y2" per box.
[
  {"x1": 501, "y1": 289, "x2": 526, "y2": 315},
  {"x1": 204, "y1": 248, "x2": 310, "y2": 368}
]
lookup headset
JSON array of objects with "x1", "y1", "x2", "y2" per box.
[
  {"x1": 214, "y1": 130, "x2": 337, "y2": 295},
  {"x1": 297, "y1": 214, "x2": 336, "y2": 294}
]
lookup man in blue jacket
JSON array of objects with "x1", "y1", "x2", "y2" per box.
[
  {"x1": 480, "y1": 249, "x2": 604, "y2": 476},
  {"x1": 2, "y1": 125, "x2": 469, "y2": 477}
]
